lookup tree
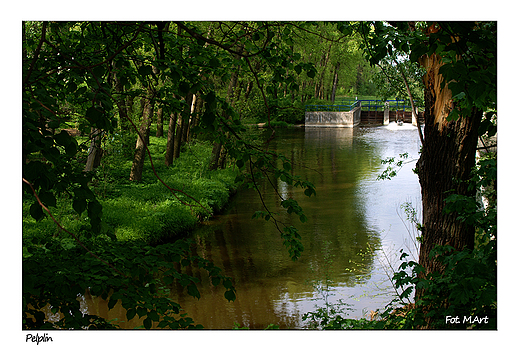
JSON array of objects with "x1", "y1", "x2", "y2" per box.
[
  {"x1": 22, "y1": 21, "x2": 320, "y2": 329},
  {"x1": 355, "y1": 21, "x2": 497, "y2": 327},
  {"x1": 22, "y1": 21, "x2": 240, "y2": 330}
]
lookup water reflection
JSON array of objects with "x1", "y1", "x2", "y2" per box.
[{"x1": 87, "y1": 124, "x2": 421, "y2": 329}]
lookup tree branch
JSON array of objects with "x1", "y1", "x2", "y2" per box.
[{"x1": 23, "y1": 21, "x2": 48, "y2": 88}]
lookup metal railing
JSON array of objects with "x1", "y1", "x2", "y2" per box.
[
  {"x1": 305, "y1": 99, "x2": 422, "y2": 113},
  {"x1": 305, "y1": 100, "x2": 360, "y2": 112}
]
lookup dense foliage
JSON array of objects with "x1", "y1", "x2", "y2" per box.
[
  {"x1": 22, "y1": 21, "x2": 337, "y2": 329},
  {"x1": 22, "y1": 21, "x2": 496, "y2": 330}
]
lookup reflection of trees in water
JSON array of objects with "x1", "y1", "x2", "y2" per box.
[{"x1": 85, "y1": 127, "x2": 416, "y2": 328}]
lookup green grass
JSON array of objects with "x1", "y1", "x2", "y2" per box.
[{"x1": 23, "y1": 136, "x2": 239, "y2": 244}]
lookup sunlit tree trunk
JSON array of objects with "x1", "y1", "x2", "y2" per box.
[
  {"x1": 416, "y1": 53, "x2": 481, "y2": 276},
  {"x1": 181, "y1": 94, "x2": 193, "y2": 144},
  {"x1": 188, "y1": 93, "x2": 203, "y2": 142}
]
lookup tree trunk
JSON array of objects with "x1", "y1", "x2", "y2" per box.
[
  {"x1": 189, "y1": 93, "x2": 203, "y2": 139},
  {"x1": 243, "y1": 81, "x2": 253, "y2": 102},
  {"x1": 164, "y1": 112, "x2": 177, "y2": 166},
  {"x1": 416, "y1": 53, "x2": 481, "y2": 276},
  {"x1": 129, "y1": 89, "x2": 155, "y2": 181},
  {"x1": 181, "y1": 94, "x2": 193, "y2": 144},
  {"x1": 111, "y1": 63, "x2": 130, "y2": 129},
  {"x1": 84, "y1": 128, "x2": 103, "y2": 172},
  {"x1": 331, "y1": 62, "x2": 340, "y2": 103},
  {"x1": 208, "y1": 142, "x2": 222, "y2": 171},
  {"x1": 156, "y1": 106, "x2": 164, "y2": 137},
  {"x1": 172, "y1": 111, "x2": 184, "y2": 160}
]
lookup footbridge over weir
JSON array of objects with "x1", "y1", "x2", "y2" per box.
[{"x1": 305, "y1": 99, "x2": 424, "y2": 127}]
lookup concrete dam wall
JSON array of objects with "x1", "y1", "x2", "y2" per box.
[{"x1": 305, "y1": 106, "x2": 361, "y2": 127}]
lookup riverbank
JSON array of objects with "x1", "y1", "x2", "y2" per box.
[{"x1": 22, "y1": 137, "x2": 239, "y2": 245}]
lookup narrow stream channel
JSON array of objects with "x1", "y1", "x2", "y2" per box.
[{"x1": 86, "y1": 123, "x2": 422, "y2": 329}]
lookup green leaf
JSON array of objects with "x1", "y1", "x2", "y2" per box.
[
  {"x1": 137, "y1": 306, "x2": 147, "y2": 318},
  {"x1": 138, "y1": 65, "x2": 153, "y2": 76},
  {"x1": 126, "y1": 308, "x2": 136, "y2": 320},
  {"x1": 107, "y1": 297, "x2": 118, "y2": 310},
  {"x1": 54, "y1": 130, "x2": 72, "y2": 147},
  {"x1": 223, "y1": 279, "x2": 233, "y2": 289},
  {"x1": 148, "y1": 310, "x2": 160, "y2": 321},
  {"x1": 187, "y1": 284, "x2": 200, "y2": 299},
  {"x1": 39, "y1": 191, "x2": 56, "y2": 208},
  {"x1": 87, "y1": 200, "x2": 102, "y2": 216},
  {"x1": 224, "y1": 290, "x2": 236, "y2": 302},
  {"x1": 211, "y1": 277, "x2": 220, "y2": 286},
  {"x1": 143, "y1": 317, "x2": 152, "y2": 329},
  {"x1": 304, "y1": 187, "x2": 315, "y2": 197},
  {"x1": 65, "y1": 141, "x2": 78, "y2": 157},
  {"x1": 86, "y1": 106, "x2": 103, "y2": 122},
  {"x1": 30, "y1": 201, "x2": 44, "y2": 221},
  {"x1": 92, "y1": 65, "x2": 106, "y2": 78},
  {"x1": 73, "y1": 198, "x2": 87, "y2": 215}
]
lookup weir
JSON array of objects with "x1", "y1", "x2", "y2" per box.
[
  {"x1": 305, "y1": 106, "x2": 361, "y2": 127},
  {"x1": 305, "y1": 99, "x2": 423, "y2": 127}
]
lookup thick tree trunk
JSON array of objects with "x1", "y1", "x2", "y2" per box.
[
  {"x1": 129, "y1": 89, "x2": 155, "y2": 181},
  {"x1": 416, "y1": 53, "x2": 481, "y2": 276}
]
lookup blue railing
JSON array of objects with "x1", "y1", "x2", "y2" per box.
[
  {"x1": 305, "y1": 100, "x2": 360, "y2": 112},
  {"x1": 305, "y1": 99, "x2": 422, "y2": 113}
]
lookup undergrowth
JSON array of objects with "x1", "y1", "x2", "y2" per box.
[{"x1": 22, "y1": 136, "x2": 238, "y2": 244}]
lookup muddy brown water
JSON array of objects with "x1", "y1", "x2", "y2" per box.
[{"x1": 85, "y1": 124, "x2": 422, "y2": 329}]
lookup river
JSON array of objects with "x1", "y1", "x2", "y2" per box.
[{"x1": 86, "y1": 123, "x2": 422, "y2": 329}]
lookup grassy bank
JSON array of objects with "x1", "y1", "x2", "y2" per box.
[{"x1": 22, "y1": 136, "x2": 239, "y2": 245}]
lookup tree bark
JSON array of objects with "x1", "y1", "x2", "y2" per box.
[
  {"x1": 416, "y1": 53, "x2": 481, "y2": 276},
  {"x1": 173, "y1": 93, "x2": 193, "y2": 159},
  {"x1": 156, "y1": 106, "x2": 164, "y2": 137},
  {"x1": 331, "y1": 62, "x2": 340, "y2": 103},
  {"x1": 172, "y1": 111, "x2": 184, "y2": 160},
  {"x1": 208, "y1": 142, "x2": 222, "y2": 171},
  {"x1": 129, "y1": 88, "x2": 155, "y2": 181},
  {"x1": 164, "y1": 112, "x2": 177, "y2": 166},
  {"x1": 111, "y1": 63, "x2": 133, "y2": 133},
  {"x1": 84, "y1": 127, "x2": 103, "y2": 172},
  {"x1": 181, "y1": 94, "x2": 193, "y2": 144}
]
